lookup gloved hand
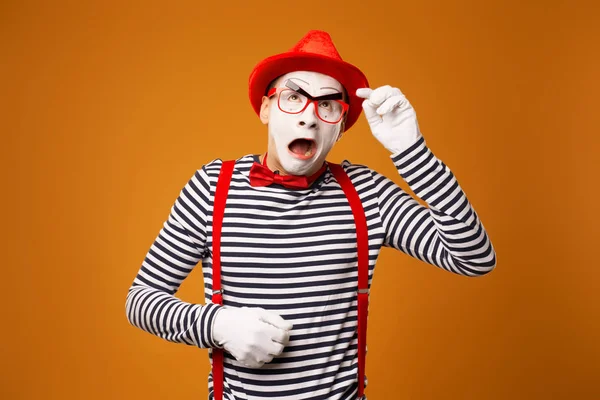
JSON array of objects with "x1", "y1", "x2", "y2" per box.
[
  {"x1": 212, "y1": 306, "x2": 293, "y2": 368},
  {"x1": 356, "y1": 86, "x2": 423, "y2": 154}
]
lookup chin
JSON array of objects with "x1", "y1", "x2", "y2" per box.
[
  {"x1": 280, "y1": 158, "x2": 312, "y2": 176},
  {"x1": 281, "y1": 153, "x2": 324, "y2": 176}
]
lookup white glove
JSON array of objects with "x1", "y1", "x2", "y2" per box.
[
  {"x1": 356, "y1": 86, "x2": 423, "y2": 154},
  {"x1": 212, "y1": 306, "x2": 293, "y2": 368}
]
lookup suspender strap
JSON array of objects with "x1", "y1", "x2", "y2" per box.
[
  {"x1": 212, "y1": 160, "x2": 235, "y2": 400},
  {"x1": 211, "y1": 161, "x2": 369, "y2": 400},
  {"x1": 328, "y1": 163, "x2": 370, "y2": 399}
]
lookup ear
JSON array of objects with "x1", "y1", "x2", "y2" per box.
[
  {"x1": 337, "y1": 117, "x2": 347, "y2": 141},
  {"x1": 260, "y1": 96, "x2": 271, "y2": 124}
]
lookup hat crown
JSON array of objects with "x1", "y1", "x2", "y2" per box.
[{"x1": 288, "y1": 30, "x2": 342, "y2": 60}]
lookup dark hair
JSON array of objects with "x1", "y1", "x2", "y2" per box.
[{"x1": 265, "y1": 76, "x2": 281, "y2": 96}]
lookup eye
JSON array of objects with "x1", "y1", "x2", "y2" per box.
[
  {"x1": 319, "y1": 101, "x2": 331, "y2": 109},
  {"x1": 284, "y1": 91, "x2": 303, "y2": 102}
]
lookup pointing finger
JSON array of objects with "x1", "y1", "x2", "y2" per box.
[
  {"x1": 369, "y1": 85, "x2": 402, "y2": 107},
  {"x1": 356, "y1": 88, "x2": 373, "y2": 99}
]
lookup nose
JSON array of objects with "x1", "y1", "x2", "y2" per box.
[{"x1": 298, "y1": 101, "x2": 318, "y2": 129}]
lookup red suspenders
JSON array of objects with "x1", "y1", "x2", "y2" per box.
[
  {"x1": 211, "y1": 160, "x2": 235, "y2": 400},
  {"x1": 328, "y1": 163, "x2": 370, "y2": 400},
  {"x1": 211, "y1": 160, "x2": 369, "y2": 400}
]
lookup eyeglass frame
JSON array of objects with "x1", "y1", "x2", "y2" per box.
[{"x1": 266, "y1": 80, "x2": 350, "y2": 124}]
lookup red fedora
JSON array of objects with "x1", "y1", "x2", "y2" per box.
[{"x1": 248, "y1": 30, "x2": 369, "y2": 132}]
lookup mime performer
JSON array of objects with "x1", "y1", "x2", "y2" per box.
[{"x1": 126, "y1": 30, "x2": 496, "y2": 400}]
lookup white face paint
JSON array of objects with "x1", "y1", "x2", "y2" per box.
[{"x1": 266, "y1": 71, "x2": 345, "y2": 176}]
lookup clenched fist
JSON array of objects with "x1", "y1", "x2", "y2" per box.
[{"x1": 213, "y1": 306, "x2": 293, "y2": 368}]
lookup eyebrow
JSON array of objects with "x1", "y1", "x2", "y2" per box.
[
  {"x1": 286, "y1": 78, "x2": 341, "y2": 94},
  {"x1": 287, "y1": 78, "x2": 310, "y2": 86}
]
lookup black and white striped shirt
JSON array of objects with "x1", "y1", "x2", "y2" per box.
[{"x1": 125, "y1": 137, "x2": 496, "y2": 399}]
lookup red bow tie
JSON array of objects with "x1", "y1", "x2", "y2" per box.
[{"x1": 249, "y1": 154, "x2": 327, "y2": 189}]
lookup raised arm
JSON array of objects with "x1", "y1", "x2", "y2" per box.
[
  {"x1": 373, "y1": 137, "x2": 496, "y2": 276},
  {"x1": 356, "y1": 85, "x2": 496, "y2": 276}
]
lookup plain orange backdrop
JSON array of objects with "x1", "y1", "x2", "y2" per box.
[{"x1": 1, "y1": 0, "x2": 599, "y2": 399}]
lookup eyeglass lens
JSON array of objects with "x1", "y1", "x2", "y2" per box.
[{"x1": 278, "y1": 89, "x2": 343, "y2": 123}]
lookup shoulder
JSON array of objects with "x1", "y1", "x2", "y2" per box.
[
  {"x1": 196, "y1": 154, "x2": 255, "y2": 177},
  {"x1": 333, "y1": 159, "x2": 376, "y2": 182},
  {"x1": 183, "y1": 154, "x2": 255, "y2": 192}
]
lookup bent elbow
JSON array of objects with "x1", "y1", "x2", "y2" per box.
[
  {"x1": 473, "y1": 251, "x2": 497, "y2": 276},
  {"x1": 454, "y1": 250, "x2": 496, "y2": 277},
  {"x1": 124, "y1": 285, "x2": 137, "y2": 325}
]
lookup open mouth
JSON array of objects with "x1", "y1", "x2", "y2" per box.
[{"x1": 287, "y1": 138, "x2": 317, "y2": 160}]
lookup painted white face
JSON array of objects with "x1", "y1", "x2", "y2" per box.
[{"x1": 267, "y1": 71, "x2": 345, "y2": 176}]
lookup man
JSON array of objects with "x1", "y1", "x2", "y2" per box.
[{"x1": 125, "y1": 30, "x2": 496, "y2": 400}]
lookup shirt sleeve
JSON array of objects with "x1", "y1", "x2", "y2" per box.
[
  {"x1": 125, "y1": 167, "x2": 222, "y2": 348},
  {"x1": 373, "y1": 136, "x2": 497, "y2": 276}
]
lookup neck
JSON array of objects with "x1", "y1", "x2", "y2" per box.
[{"x1": 260, "y1": 153, "x2": 289, "y2": 176}]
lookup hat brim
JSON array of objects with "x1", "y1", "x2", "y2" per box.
[{"x1": 249, "y1": 52, "x2": 369, "y2": 132}]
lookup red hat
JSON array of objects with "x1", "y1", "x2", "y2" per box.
[{"x1": 248, "y1": 30, "x2": 369, "y2": 132}]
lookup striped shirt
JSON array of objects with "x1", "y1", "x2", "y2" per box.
[{"x1": 125, "y1": 137, "x2": 496, "y2": 399}]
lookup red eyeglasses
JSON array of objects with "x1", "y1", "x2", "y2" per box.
[{"x1": 267, "y1": 80, "x2": 349, "y2": 124}]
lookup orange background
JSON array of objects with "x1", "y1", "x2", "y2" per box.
[{"x1": 2, "y1": 0, "x2": 599, "y2": 399}]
